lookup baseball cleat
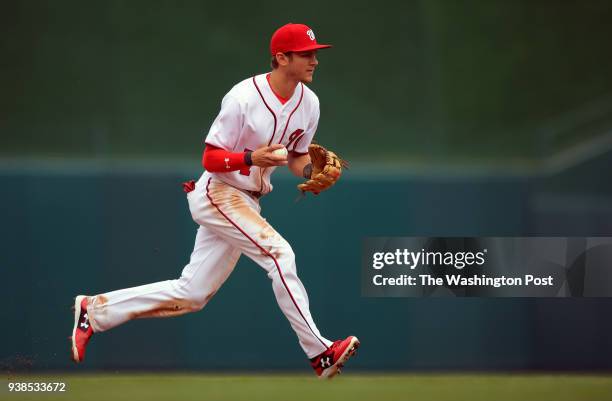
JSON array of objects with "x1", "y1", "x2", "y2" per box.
[
  {"x1": 70, "y1": 295, "x2": 93, "y2": 363},
  {"x1": 310, "y1": 336, "x2": 360, "y2": 379}
]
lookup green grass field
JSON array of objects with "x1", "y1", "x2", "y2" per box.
[{"x1": 2, "y1": 373, "x2": 612, "y2": 401}]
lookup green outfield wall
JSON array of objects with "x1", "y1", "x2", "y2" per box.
[{"x1": 2, "y1": 153, "x2": 612, "y2": 371}]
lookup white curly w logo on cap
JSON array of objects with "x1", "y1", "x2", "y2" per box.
[{"x1": 306, "y1": 29, "x2": 315, "y2": 41}]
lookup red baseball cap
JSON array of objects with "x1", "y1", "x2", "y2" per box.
[{"x1": 270, "y1": 23, "x2": 332, "y2": 55}]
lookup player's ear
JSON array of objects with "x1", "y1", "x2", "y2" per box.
[{"x1": 276, "y1": 52, "x2": 291, "y2": 67}]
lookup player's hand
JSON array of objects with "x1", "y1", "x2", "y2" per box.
[{"x1": 251, "y1": 144, "x2": 288, "y2": 167}]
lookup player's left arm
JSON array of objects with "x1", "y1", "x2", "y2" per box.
[
  {"x1": 287, "y1": 152, "x2": 312, "y2": 178},
  {"x1": 287, "y1": 96, "x2": 320, "y2": 178}
]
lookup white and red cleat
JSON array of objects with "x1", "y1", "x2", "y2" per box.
[
  {"x1": 70, "y1": 295, "x2": 93, "y2": 363},
  {"x1": 310, "y1": 336, "x2": 360, "y2": 379}
]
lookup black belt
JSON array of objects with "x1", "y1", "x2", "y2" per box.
[
  {"x1": 210, "y1": 177, "x2": 264, "y2": 199},
  {"x1": 245, "y1": 190, "x2": 263, "y2": 199}
]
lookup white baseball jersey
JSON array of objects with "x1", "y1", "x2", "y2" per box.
[{"x1": 205, "y1": 73, "x2": 320, "y2": 194}]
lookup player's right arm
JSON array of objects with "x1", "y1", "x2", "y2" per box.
[
  {"x1": 202, "y1": 143, "x2": 287, "y2": 172},
  {"x1": 203, "y1": 93, "x2": 287, "y2": 172}
]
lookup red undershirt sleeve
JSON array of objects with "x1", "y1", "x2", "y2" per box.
[{"x1": 202, "y1": 144, "x2": 250, "y2": 172}]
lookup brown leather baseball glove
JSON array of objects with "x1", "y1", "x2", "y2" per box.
[{"x1": 297, "y1": 143, "x2": 348, "y2": 195}]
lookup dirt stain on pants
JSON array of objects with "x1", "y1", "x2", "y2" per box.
[{"x1": 129, "y1": 299, "x2": 198, "y2": 319}]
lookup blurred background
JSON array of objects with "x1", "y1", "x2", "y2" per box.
[{"x1": 2, "y1": 0, "x2": 612, "y2": 373}]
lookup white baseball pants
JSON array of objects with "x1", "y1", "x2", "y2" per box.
[{"x1": 87, "y1": 173, "x2": 332, "y2": 358}]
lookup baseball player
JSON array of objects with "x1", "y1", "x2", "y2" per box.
[{"x1": 70, "y1": 23, "x2": 358, "y2": 379}]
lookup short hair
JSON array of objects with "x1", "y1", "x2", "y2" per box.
[{"x1": 270, "y1": 52, "x2": 293, "y2": 69}]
